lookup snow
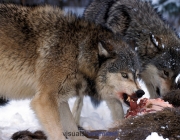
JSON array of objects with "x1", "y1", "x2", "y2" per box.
[
  {"x1": 0, "y1": 81, "x2": 168, "y2": 140},
  {"x1": 145, "y1": 132, "x2": 169, "y2": 140},
  {"x1": 69, "y1": 97, "x2": 112, "y2": 130},
  {"x1": 176, "y1": 74, "x2": 180, "y2": 83},
  {"x1": 162, "y1": 44, "x2": 165, "y2": 49},
  {"x1": 153, "y1": 0, "x2": 180, "y2": 11},
  {"x1": 151, "y1": 34, "x2": 159, "y2": 47},
  {"x1": 0, "y1": 100, "x2": 41, "y2": 140},
  {"x1": 63, "y1": 7, "x2": 85, "y2": 16}
]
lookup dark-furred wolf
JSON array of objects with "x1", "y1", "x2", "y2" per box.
[
  {"x1": 0, "y1": 4, "x2": 144, "y2": 140},
  {"x1": 84, "y1": 0, "x2": 180, "y2": 98},
  {"x1": 72, "y1": 0, "x2": 180, "y2": 123}
]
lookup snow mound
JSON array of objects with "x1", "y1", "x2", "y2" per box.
[{"x1": 145, "y1": 132, "x2": 169, "y2": 140}]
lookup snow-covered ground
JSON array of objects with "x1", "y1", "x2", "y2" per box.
[{"x1": 0, "y1": 81, "x2": 169, "y2": 140}]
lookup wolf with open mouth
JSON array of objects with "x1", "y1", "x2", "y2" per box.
[{"x1": 0, "y1": 4, "x2": 145, "y2": 139}]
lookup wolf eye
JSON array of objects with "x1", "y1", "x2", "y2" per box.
[
  {"x1": 121, "y1": 73, "x2": 128, "y2": 79},
  {"x1": 164, "y1": 70, "x2": 169, "y2": 77}
]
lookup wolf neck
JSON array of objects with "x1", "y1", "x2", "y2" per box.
[{"x1": 77, "y1": 38, "x2": 99, "y2": 80}]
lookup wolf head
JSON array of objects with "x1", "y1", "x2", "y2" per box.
[
  {"x1": 95, "y1": 39, "x2": 144, "y2": 106},
  {"x1": 141, "y1": 48, "x2": 180, "y2": 98},
  {"x1": 115, "y1": 1, "x2": 180, "y2": 98}
]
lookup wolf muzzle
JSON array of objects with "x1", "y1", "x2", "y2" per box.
[{"x1": 135, "y1": 90, "x2": 145, "y2": 98}]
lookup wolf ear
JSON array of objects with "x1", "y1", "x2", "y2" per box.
[
  {"x1": 106, "y1": 5, "x2": 131, "y2": 35},
  {"x1": 98, "y1": 42, "x2": 110, "y2": 57}
]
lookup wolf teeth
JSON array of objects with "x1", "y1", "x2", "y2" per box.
[{"x1": 127, "y1": 96, "x2": 131, "y2": 102}]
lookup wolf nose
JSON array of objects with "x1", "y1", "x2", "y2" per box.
[{"x1": 135, "y1": 90, "x2": 145, "y2": 98}]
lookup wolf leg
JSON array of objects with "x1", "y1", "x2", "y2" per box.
[
  {"x1": 72, "y1": 96, "x2": 83, "y2": 125},
  {"x1": 106, "y1": 98, "x2": 124, "y2": 121},
  {"x1": 60, "y1": 101, "x2": 89, "y2": 140},
  {"x1": 31, "y1": 92, "x2": 66, "y2": 140}
]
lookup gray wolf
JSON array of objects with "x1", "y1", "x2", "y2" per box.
[
  {"x1": 84, "y1": 0, "x2": 180, "y2": 98},
  {"x1": 71, "y1": 0, "x2": 180, "y2": 123},
  {"x1": 0, "y1": 4, "x2": 144, "y2": 140}
]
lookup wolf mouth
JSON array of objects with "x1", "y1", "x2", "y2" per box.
[
  {"x1": 123, "y1": 93, "x2": 138, "y2": 106},
  {"x1": 156, "y1": 87, "x2": 161, "y2": 97}
]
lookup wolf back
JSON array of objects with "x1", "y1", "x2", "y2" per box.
[{"x1": 0, "y1": 4, "x2": 144, "y2": 140}]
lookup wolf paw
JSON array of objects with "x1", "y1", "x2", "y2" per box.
[{"x1": 11, "y1": 130, "x2": 47, "y2": 140}]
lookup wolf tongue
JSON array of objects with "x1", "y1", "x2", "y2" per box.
[{"x1": 130, "y1": 100, "x2": 138, "y2": 110}]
